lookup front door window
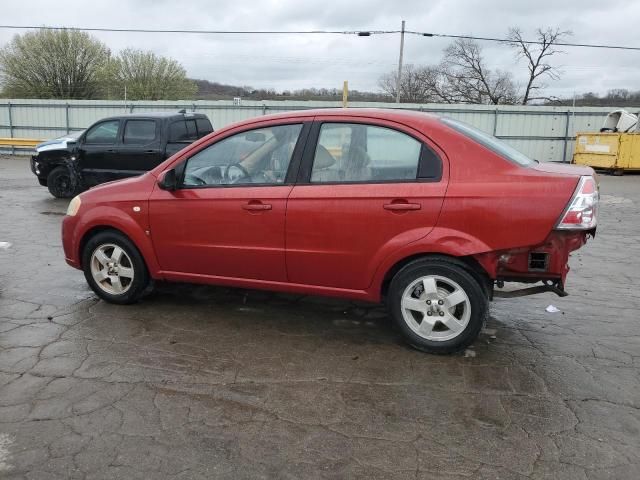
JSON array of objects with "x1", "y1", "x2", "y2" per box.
[
  {"x1": 84, "y1": 120, "x2": 120, "y2": 145},
  {"x1": 182, "y1": 124, "x2": 303, "y2": 186}
]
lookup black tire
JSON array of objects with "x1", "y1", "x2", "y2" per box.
[
  {"x1": 387, "y1": 257, "x2": 488, "y2": 354},
  {"x1": 82, "y1": 230, "x2": 151, "y2": 304},
  {"x1": 47, "y1": 166, "x2": 78, "y2": 199}
]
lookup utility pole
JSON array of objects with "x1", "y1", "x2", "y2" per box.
[
  {"x1": 342, "y1": 81, "x2": 348, "y2": 108},
  {"x1": 395, "y1": 20, "x2": 405, "y2": 104}
]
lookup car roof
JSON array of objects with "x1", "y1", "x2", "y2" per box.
[
  {"x1": 100, "y1": 111, "x2": 209, "y2": 121},
  {"x1": 209, "y1": 108, "x2": 445, "y2": 139},
  {"x1": 257, "y1": 108, "x2": 439, "y2": 122}
]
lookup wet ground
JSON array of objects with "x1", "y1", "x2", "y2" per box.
[{"x1": 0, "y1": 155, "x2": 639, "y2": 479}]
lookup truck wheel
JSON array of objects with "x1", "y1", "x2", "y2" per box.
[
  {"x1": 387, "y1": 257, "x2": 488, "y2": 354},
  {"x1": 82, "y1": 230, "x2": 151, "y2": 305},
  {"x1": 47, "y1": 166, "x2": 78, "y2": 198}
]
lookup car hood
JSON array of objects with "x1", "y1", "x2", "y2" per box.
[{"x1": 35, "y1": 135, "x2": 79, "y2": 153}]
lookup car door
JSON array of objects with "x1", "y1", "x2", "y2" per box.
[
  {"x1": 77, "y1": 119, "x2": 122, "y2": 185},
  {"x1": 118, "y1": 118, "x2": 163, "y2": 174},
  {"x1": 149, "y1": 121, "x2": 310, "y2": 282},
  {"x1": 286, "y1": 118, "x2": 448, "y2": 290}
]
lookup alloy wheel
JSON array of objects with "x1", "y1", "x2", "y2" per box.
[
  {"x1": 400, "y1": 275, "x2": 471, "y2": 341},
  {"x1": 89, "y1": 243, "x2": 135, "y2": 295}
]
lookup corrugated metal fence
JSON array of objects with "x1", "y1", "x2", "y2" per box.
[{"x1": 0, "y1": 98, "x2": 626, "y2": 161}]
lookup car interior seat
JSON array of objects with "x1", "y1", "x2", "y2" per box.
[
  {"x1": 342, "y1": 145, "x2": 372, "y2": 181},
  {"x1": 310, "y1": 145, "x2": 340, "y2": 182}
]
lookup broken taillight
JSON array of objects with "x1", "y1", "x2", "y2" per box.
[{"x1": 555, "y1": 176, "x2": 598, "y2": 230}]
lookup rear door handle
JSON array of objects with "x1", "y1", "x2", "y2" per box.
[
  {"x1": 242, "y1": 201, "x2": 272, "y2": 211},
  {"x1": 383, "y1": 202, "x2": 421, "y2": 211}
]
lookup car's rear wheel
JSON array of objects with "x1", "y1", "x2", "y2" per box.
[
  {"x1": 388, "y1": 257, "x2": 487, "y2": 354},
  {"x1": 82, "y1": 231, "x2": 151, "y2": 304},
  {"x1": 47, "y1": 166, "x2": 78, "y2": 198}
]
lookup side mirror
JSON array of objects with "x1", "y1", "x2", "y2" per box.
[{"x1": 158, "y1": 169, "x2": 178, "y2": 191}]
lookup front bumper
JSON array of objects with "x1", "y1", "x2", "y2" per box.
[{"x1": 62, "y1": 214, "x2": 82, "y2": 270}]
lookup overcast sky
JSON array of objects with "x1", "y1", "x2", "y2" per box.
[{"x1": 2, "y1": 0, "x2": 639, "y2": 98}]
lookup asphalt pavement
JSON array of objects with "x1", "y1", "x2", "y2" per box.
[{"x1": 1, "y1": 156, "x2": 639, "y2": 479}]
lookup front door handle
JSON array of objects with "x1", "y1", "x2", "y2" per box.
[
  {"x1": 383, "y1": 201, "x2": 421, "y2": 211},
  {"x1": 242, "y1": 201, "x2": 272, "y2": 211}
]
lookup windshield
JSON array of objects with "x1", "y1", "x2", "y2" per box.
[{"x1": 441, "y1": 117, "x2": 535, "y2": 167}]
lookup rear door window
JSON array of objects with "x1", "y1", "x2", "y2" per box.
[
  {"x1": 186, "y1": 120, "x2": 198, "y2": 140},
  {"x1": 196, "y1": 118, "x2": 213, "y2": 137},
  {"x1": 169, "y1": 121, "x2": 187, "y2": 142},
  {"x1": 170, "y1": 120, "x2": 200, "y2": 142},
  {"x1": 123, "y1": 120, "x2": 158, "y2": 144},
  {"x1": 310, "y1": 123, "x2": 422, "y2": 183}
]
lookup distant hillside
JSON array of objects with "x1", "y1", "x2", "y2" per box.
[
  {"x1": 546, "y1": 89, "x2": 640, "y2": 108},
  {"x1": 191, "y1": 78, "x2": 391, "y2": 102}
]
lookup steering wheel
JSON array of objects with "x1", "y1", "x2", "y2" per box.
[{"x1": 225, "y1": 163, "x2": 251, "y2": 184}]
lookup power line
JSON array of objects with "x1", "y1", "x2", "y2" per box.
[
  {"x1": 0, "y1": 24, "x2": 638, "y2": 51},
  {"x1": 0, "y1": 24, "x2": 393, "y2": 36},
  {"x1": 408, "y1": 31, "x2": 640, "y2": 52}
]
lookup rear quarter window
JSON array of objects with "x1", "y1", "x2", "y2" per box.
[{"x1": 441, "y1": 117, "x2": 535, "y2": 167}]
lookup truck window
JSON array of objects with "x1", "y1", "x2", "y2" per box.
[
  {"x1": 169, "y1": 120, "x2": 199, "y2": 142},
  {"x1": 196, "y1": 118, "x2": 213, "y2": 137},
  {"x1": 186, "y1": 120, "x2": 198, "y2": 139},
  {"x1": 84, "y1": 120, "x2": 120, "y2": 144},
  {"x1": 123, "y1": 120, "x2": 157, "y2": 144}
]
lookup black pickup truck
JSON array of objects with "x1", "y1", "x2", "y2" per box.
[{"x1": 31, "y1": 111, "x2": 213, "y2": 198}]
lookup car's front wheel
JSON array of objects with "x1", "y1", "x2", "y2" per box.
[
  {"x1": 388, "y1": 257, "x2": 488, "y2": 354},
  {"x1": 47, "y1": 166, "x2": 78, "y2": 198},
  {"x1": 82, "y1": 230, "x2": 151, "y2": 304}
]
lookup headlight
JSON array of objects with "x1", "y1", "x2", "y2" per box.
[{"x1": 66, "y1": 196, "x2": 82, "y2": 216}]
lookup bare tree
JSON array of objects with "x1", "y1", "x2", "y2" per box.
[
  {"x1": 607, "y1": 88, "x2": 631, "y2": 103},
  {"x1": 508, "y1": 27, "x2": 570, "y2": 104},
  {"x1": 0, "y1": 29, "x2": 110, "y2": 99},
  {"x1": 440, "y1": 39, "x2": 518, "y2": 105},
  {"x1": 379, "y1": 64, "x2": 457, "y2": 103},
  {"x1": 379, "y1": 64, "x2": 431, "y2": 102}
]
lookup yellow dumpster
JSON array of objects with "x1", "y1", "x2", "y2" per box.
[{"x1": 573, "y1": 132, "x2": 640, "y2": 174}]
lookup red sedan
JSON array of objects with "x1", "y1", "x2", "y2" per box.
[{"x1": 62, "y1": 109, "x2": 597, "y2": 353}]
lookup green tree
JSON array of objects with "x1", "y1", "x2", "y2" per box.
[
  {"x1": 0, "y1": 28, "x2": 110, "y2": 99},
  {"x1": 111, "y1": 49, "x2": 196, "y2": 100}
]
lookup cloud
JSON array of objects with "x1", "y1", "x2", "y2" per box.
[{"x1": 1, "y1": 0, "x2": 639, "y2": 97}]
